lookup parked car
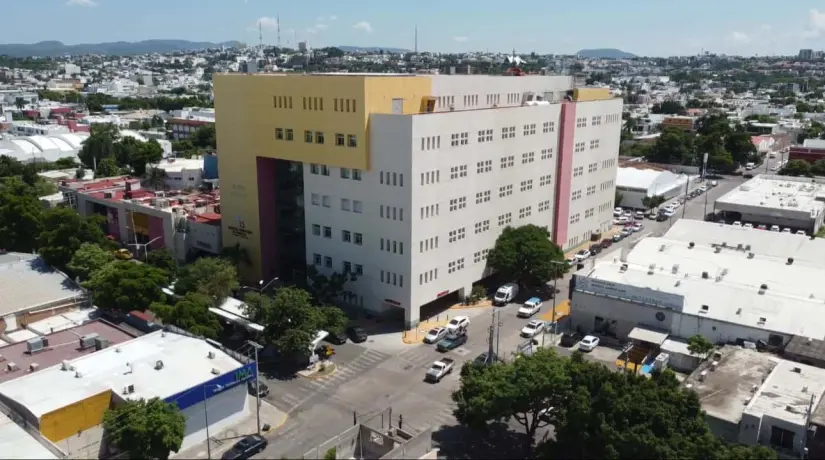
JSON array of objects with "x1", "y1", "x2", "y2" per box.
[
  {"x1": 579, "y1": 335, "x2": 600, "y2": 352},
  {"x1": 613, "y1": 216, "x2": 630, "y2": 225},
  {"x1": 493, "y1": 283, "x2": 519, "y2": 306},
  {"x1": 613, "y1": 207, "x2": 623, "y2": 217},
  {"x1": 446, "y1": 316, "x2": 470, "y2": 333},
  {"x1": 575, "y1": 249, "x2": 591, "y2": 261},
  {"x1": 325, "y1": 330, "x2": 348, "y2": 345},
  {"x1": 346, "y1": 326, "x2": 368, "y2": 343},
  {"x1": 620, "y1": 228, "x2": 633, "y2": 237},
  {"x1": 782, "y1": 228, "x2": 792, "y2": 233},
  {"x1": 600, "y1": 238, "x2": 613, "y2": 249},
  {"x1": 521, "y1": 320, "x2": 546, "y2": 338},
  {"x1": 517, "y1": 297, "x2": 543, "y2": 317},
  {"x1": 437, "y1": 333, "x2": 468, "y2": 352},
  {"x1": 612, "y1": 233, "x2": 623, "y2": 242},
  {"x1": 797, "y1": 230, "x2": 807, "y2": 235},
  {"x1": 474, "y1": 351, "x2": 502, "y2": 365},
  {"x1": 423, "y1": 326, "x2": 448, "y2": 344},
  {"x1": 656, "y1": 213, "x2": 668, "y2": 222},
  {"x1": 634, "y1": 211, "x2": 644, "y2": 220},
  {"x1": 247, "y1": 380, "x2": 269, "y2": 398},
  {"x1": 589, "y1": 244, "x2": 602, "y2": 255},
  {"x1": 222, "y1": 435, "x2": 268, "y2": 460},
  {"x1": 743, "y1": 223, "x2": 754, "y2": 229},
  {"x1": 631, "y1": 222, "x2": 644, "y2": 232},
  {"x1": 732, "y1": 221, "x2": 742, "y2": 227},
  {"x1": 559, "y1": 331, "x2": 583, "y2": 347}
]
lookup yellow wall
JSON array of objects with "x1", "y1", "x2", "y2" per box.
[
  {"x1": 128, "y1": 211, "x2": 149, "y2": 235},
  {"x1": 40, "y1": 390, "x2": 112, "y2": 442},
  {"x1": 573, "y1": 88, "x2": 612, "y2": 102},
  {"x1": 213, "y1": 74, "x2": 432, "y2": 280}
]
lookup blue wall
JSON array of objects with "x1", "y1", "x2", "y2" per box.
[
  {"x1": 165, "y1": 362, "x2": 256, "y2": 411},
  {"x1": 203, "y1": 155, "x2": 218, "y2": 180}
]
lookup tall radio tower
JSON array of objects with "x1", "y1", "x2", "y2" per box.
[
  {"x1": 258, "y1": 20, "x2": 263, "y2": 52},
  {"x1": 414, "y1": 24, "x2": 418, "y2": 54},
  {"x1": 277, "y1": 16, "x2": 281, "y2": 48}
]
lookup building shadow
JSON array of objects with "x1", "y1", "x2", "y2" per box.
[{"x1": 430, "y1": 422, "x2": 531, "y2": 459}]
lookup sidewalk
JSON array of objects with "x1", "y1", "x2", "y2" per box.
[
  {"x1": 172, "y1": 395, "x2": 288, "y2": 459},
  {"x1": 564, "y1": 227, "x2": 621, "y2": 259},
  {"x1": 402, "y1": 301, "x2": 493, "y2": 344}
]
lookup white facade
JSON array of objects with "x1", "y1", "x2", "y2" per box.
[
  {"x1": 302, "y1": 75, "x2": 622, "y2": 326},
  {"x1": 615, "y1": 167, "x2": 688, "y2": 210}
]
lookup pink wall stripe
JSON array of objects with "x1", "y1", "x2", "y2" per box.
[
  {"x1": 256, "y1": 157, "x2": 278, "y2": 281},
  {"x1": 553, "y1": 101, "x2": 576, "y2": 248},
  {"x1": 148, "y1": 216, "x2": 165, "y2": 249}
]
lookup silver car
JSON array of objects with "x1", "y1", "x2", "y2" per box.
[{"x1": 423, "y1": 326, "x2": 448, "y2": 344}]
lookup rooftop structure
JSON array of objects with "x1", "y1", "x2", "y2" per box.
[
  {"x1": 0, "y1": 252, "x2": 86, "y2": 324},
  {"x1": 0, "y1": 329, "x2": 242, "y2": 420},
  {"x1": 714, "y1": 174, "x2": 825, "y2": 234},
  {"x1": 0, "y1": 412, "x2": 58, "y2": 459},
  {"x1": 0, "y1": 131, "x2": 89, "y2": 163},
  {"x1": 615, "y1": 166, "x2": 689, "y2": 209},
  {"x1": 0, "y1": 320, "x2": 136, "y2": 384}
]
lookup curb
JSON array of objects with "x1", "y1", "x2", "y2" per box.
[
  {"x1": 298, "y1": 362, "x2": 338, "y2": 381},
  {"x1": 449, "y1": 300, "x2": 493, "y2": 310},
  {"x1": 265, "y1": 412, "x2": 289, "y2": 433}
]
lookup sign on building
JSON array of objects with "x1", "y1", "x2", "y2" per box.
[{"x1": 574, "y1": 276, "x2": 685, "y2": 311}]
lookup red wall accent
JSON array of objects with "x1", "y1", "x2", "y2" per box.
[
  {"x1": 553, "y1": 101, "x2": 576, "y2": 248},
  {"x1": 148, "y1": 216, "x2": 165, "y2": 249},
  {"x1": 107, "y1": 207, "x2": 120, "y2": 240},
  {"x1": 256, "y1": 157, "x2": 278, "y2": 281},
  {"x1": 789, "y1": 147, "x2": 825, "y2": 163}
]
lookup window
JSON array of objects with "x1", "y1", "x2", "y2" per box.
[
  {"x1": 573, "y1": 166, "x2": 584, "y2": 177},
  {"x1": 523, "y1": 123, "x2": 536, "y2": 136},
  {"x1": 448, "y1": 228, "x2": 466, "y2": 242},
  {"x1": 354, "y1": 232, "x2": 363, "y2": 245},
  {"x1": 476, "y1": 160, "x2": 492, "y2": 174},
  {"x1": 474, "y1": 249, "x2": 490, "y2": 264},
  {"x1": 336, "y1": 133, "x2": 345, "y2": 146},
  {"x1": 576, "y1": 117, "x2": 587, "y2": 128},
  {"x1": 275, "y1": 128, "x2": 284, "y2": 140},
  {"x1": 285, "y1": 129, "x2": 294, "y2": 141},
  {"x1": 589, "y1": 139, "x2": 601, "y2": 150},
  {"x1": 587, "y1": 163, "x2": 597, "y2": 173},
  {"x1": 340, "y1": 168, "x2": 350, "y2": 179},
  {"x1": 355, "y1": 264, "x2": 363, "y2": 275},
  {"x1": 450, "y1": 165, "x2": 468, "y2": 179},
  {"x1": 476, "y1": 190, "x2": 491, "y2": 204},
  {"x1": 518, "y1": 206, "x2": 532, "y2": 219},
  {"x1": 541, "y1": 148, "x2": 553, "y2": 160},
  {"x1": 574, "y1": 142, "x2": 586, "y2": 153},
  {"x1": 521, "y1": 151, "x2": 535, "y2": 164},
  {"x1": 342, "y1": 230, "x2": 351, "y2": 242},
  {"x1": 313, "y1": 253, "x2": 322, "y2": 265},
  {"x1": 322, "y1": 195, "x2": 331, "y2": 207},
  {"x1": 352, "y1": 169, "x2": 362, "y2": 180},
  {"x1": 315, "y1": 131, "x2": 325, "y2": 144},
  {"x1": 324, "y1": 256, "x2": 332, "y2": 268},
  {"x1": 341, "y1": 198, "x2": 351, "y2": 211},
  {"x1": 498, "y1": 212, "x2": 512, "y2": 226},
  {"x1": 343, "y1": 261, "x2": 352, "y2": 273},
  {"x1": 538, "y1": 200, "x2": 550, "y2": 212},
  {"x1": 311, "y1": 193, "x2": 320, "y2": 205},
  {"x1": 586, "y1": 185, "x2": 596, "y2": 196},
  {"x1": 591, "y1": 115, "x2": 602, "y2": 126},
  {"x1": 571, "y1": 190, "x2": 582, "y2": 201},
  {"x1": 500, "y1": 155, "x2": 514, "y2": 169},
  {"x1": 539, "y1": 174, "x2": 552, "y2": 186},
  {"x1": 501, "y1": 126, "x2": 516, "y2": 139},
  {"x1": 585, "y1": 208, "x2": 594, "y2": 218},
  {"x1": 348, "y1": 135, "x2": 357, "y2": 147},
  {"x1": 312, "y1": 224, "x2": 321, "y2": 236},
  {"x1": 449, "y1": 197, "x2": 467, "y2": 211},
  {"x1": 310, "y1": 164, "x2": 320, "y2": 174},
  {"x1": 542, "y1": 121, "x2": 555, "y2": 133},
  {"x1": 304, "y1": 130, "x2": 313, "y2": 143},
  {"x1": 499, "y1": 184, "x2": 513, "y2": 197},
  {"x1": 321, "y1": 165, "x2": 330, "y2": 176},
  {"x1": 474, "y1": 219, "x2": 490, "y2": 234},
  {"x1": 520, "y1": 180, "x2": 533, "y2": 192},
  {"x1": 569, "y1": 213, "x2": 580, "y2": 224},
  {"x1": 448, "y1": 258, "x2": 465, "y2": 273},
  {"x1": 353, "y1": 200, "x2": 362, "y2": 213},
  {"x1": 477, "y1": 129, "x2": 493, "y2": 143},
  {"x1": 323, "y1": 226, "x2": 332, "y2": 238}
]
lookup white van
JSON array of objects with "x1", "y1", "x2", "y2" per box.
[
  {"x1": 493, "y1": 283, "x2": 519, "y2": 306},
  {"x1": 745, "y1": 162, "x2": 756, "y2": 170}
]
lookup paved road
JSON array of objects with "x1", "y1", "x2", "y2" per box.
[{"x1": 255, "y1": 175, "x2": 747, "y2": 459}]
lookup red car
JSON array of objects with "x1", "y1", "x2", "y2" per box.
[{"x1": 600, "y1": 239, "x2": 613, "y2": 249}]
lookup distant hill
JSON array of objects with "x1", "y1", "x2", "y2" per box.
[
  {"x1": 0, "y1": 40, "x2": 242, "y2": 57},
  {"x1": 576, "y1": 48, "x2": 637, "y2": 59},
  {"x1": 337, "y1": 46, "x2": 410, "y2": 54}
]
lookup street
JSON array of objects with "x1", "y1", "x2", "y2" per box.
[{"x1": 254, "y1": 175, "x2": 747, "y2": 459}]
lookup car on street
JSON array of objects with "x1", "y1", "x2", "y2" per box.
[
  {"x1": 247, "y1": 380, "x2": 269, "y2": 398},
  {"x1": 631, "y1": 222, "x2": 644, "y2": 232},
  {"x1": 589, "y1": 244, "x2": 602, "y2": 255},
  {"x1": 620, "y1": 227, "x2": 633, "y2": 237},
  {"x1": 424, "y1": 358, "x2": 455, "y2": 382},
  {"x1": 575, "y1": 249, "x2": 591, "y2": 261},
  {"x1": 346, "y1": 326, "x2": 368, "y2": 343},
  {"x1": 447, "y1": 316, "x2": 470, "y2": 333},
  {"x1": 612, "y1": 233, "x2": 623, "y2": 242},
  {"x1": 613, "y1": 216, "x2": 630, "y2": 225},
  {"x1": 437, "y1": 333, "x2": 468, "y2": 352},
  {"x1": 517, "y1": 297, "x2": 543, "y2": 317},
  {"x1": 600, "y1": 238, "x2": 613, "y2": 249},
  {"x1": 710, "y1": 180, "x2": 718, "y2": 187},
  {"x1": 656, "y1": 213, "x2": 668, "y2": 222},
  {"x1": 474, "y1": 351, "x2": 502, "y2": 365},
  {"x1": 559, "y1": 331, "x2": 583, "y2": 347},
  {"x1": 579, "y1": 335, "x2": 600, "y2": 352},
  {"x1": 661, "y1": 208, "x2": 676, "y2": 218},
  {"x1": 325, "y1": 330, "x2": 348, "y2": 345},
  {"x1": 222, "y1": 435, "x2": 268, "y2": 460},
  {"x1": 423, "y1": 326, "x2": 448, "y2": 344},
  {"x1": 521, "y1": 320, "x2": 546, "y2": 338}
]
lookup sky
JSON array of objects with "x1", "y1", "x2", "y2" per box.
[{"x1": 8, "y1": 0, "x2": 825, "y2": 56}]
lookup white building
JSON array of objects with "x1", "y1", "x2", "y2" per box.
[
  {"x1": 304, "y1": 77, "x2": 623, "y2": 326},
  {"x1": 714, "y1": 174, "x2": 825, "y2": 234},
  {"x1": 0, "y1": 131, "x2": 89, "y2": 163},
  {"x1": 152, "y1": 157, "x2": 205, "y2": 190},
  {"x1": 615, "y1": 166, "x2": 689, "y2": 209}
]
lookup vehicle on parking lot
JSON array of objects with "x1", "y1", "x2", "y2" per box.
[
  {"x1": 589, "y1": 244, "x2": 601, "y2": 255},
  {"x1": 579, "y1": 335, "x2": 600, "y2": 352},
  {"x1": 437, "y1": 332, "x2": 468, "y2": 352},
  {"x1": 346, "y1": 326, "x2": 368, "y2": 343},
  {"x1": 797, "y1": 230, "x2": 807, "y2": 235},
  {"x1": 423, "y1": 326, "x2": 448, "y2": 344},
  {"x1": 613, "y1": 216, "x2": 630, "y2": 225},
  {"x1": 474, "y1": 351, "x2": 502, "y2": 365},
  {"x1": 600, "y1": 238, "x2": 613, "y2": 249},
  {"x1": 447, "y1": 316, "x2": 470, "y2": 333},
  {"x1": 732, "y1": 221, "x2": 742, "y2": 227},
  {"x1": 661, "y1": 208, "x2": 676, "y2": 218},
  {"x1": 620, "y1": 227, "x2": 633, "y2": 237},
  {"x1": 518, "y1": 297, "x2": 543, "y2": 317},
  {"x1": 770, "y1": 225, "x2": 780, "y2": 232},
  {"x1": 710, "y1": 180, "x2": 718, "y2": 187},
  {"x1": 622, "y1": 210, "x2": 632, "y2": 218},
  {"x1": 222, "y1": 435, "x2": 268, "y2": 460},
  {"x1": 613, "y1": 207, "x2": 623, "y2": 217},
  {"x1": 634, "y1": 211, "x2": 645, "y2": 220},
  {"x1": 521, "y1": 320, "x2": 546, "y2": 338},
  {"x1": 757, "y1": 224, "x2": 767, "y2": 230},
  {"x1": 325, "y1": 330, "x2": 348, "y2": 345},
  {"x1": 425, "y1": 358, "x2": 454, "y2": 382},
  {"x1": 493, "y1": 283, "x2": 519, "y2": 306},
  {"x1": 247, "y1": 380, "x2": 269, "y2": 398},
  {"x1": 559, "y1": 331, "x2": 583, "y2": 347},
  {"x1": 612, "y1": 233, "x2": 623, "y2": 242},
  {"x1": 782, "y1": 228, "x2": 792, "y2": 233},
  {"x1": 631, "y1": 222, "x2": 643, "y2": 232},
  {"x1": 575, "y1": 249, "x2": 591, "y2": 260},
  {"x1": 743, "y1": 223, "x2": 753, "y2": 229}
]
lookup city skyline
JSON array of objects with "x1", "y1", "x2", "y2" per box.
[{"x1": 5, "y1": 0, "x2": 825, "y2": 57}]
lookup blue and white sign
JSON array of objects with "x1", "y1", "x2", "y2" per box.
[
  {"x1": 574, "y1": 276, "x2": 685, "y2": 311},
  {"x1": 165, "y1": 362, "x2": 257, "y2": 411}
]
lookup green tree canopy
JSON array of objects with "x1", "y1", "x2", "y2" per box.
[
  {"x1": 37, "y1": 208, "x2": 109, "y2": 271},
  {"x1": 648, "y1": 127, "x2": 695, "y2": 165},
  {"x1": 811, "y1": 159, "x2": 825, "y2": 176},
  {"x1": 67, "y1": 243, "x2": 114, "y2": 281},
  {"x1": 102, "y1": 397, "x2": 185, "y2": 460},
  {"x1": 146, "y1": 250, "x2": 178, "y2": 278},
  {"x1": 724, "y1": 131, "x2": 758, "y2": 166},
  {"x1": 651, "y1": 101, "x2": 687, "y2": 115},
  {"x1": 84, "y1": 261, "x2": 168, "y2": 312},
  {"x1": 305, "y1": 264, "x2": 356, "y2": 305},
  {"x1": 152, "y1": 293, "x2": 222, "y2": 338},
  {"x1": 174, "y1": 257, "x2": 239, "y2": 304},
  {"x1": 0, "y1": 177, "x2": 44, "y2": 253},
  {"x1": 781, "y1": 159, "x2": 813, "y2": 177},
  {"x1": 687, "y1": 334, "x2": 715, "y2": 359},
  {"x1": 94, "y1": 157, "x2": 122, "y2": 178},
  {"x1": 486, "y1": 224, "x2": 566, "y2": 288}
]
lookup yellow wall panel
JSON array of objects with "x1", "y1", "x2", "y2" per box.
[
  {"x1": 40, "y1": 390, "x2": 112, "y2": 442},
  {"x1": 573, "y1": 88, "x2": 612, "y2": 102},
  {"x1": 128, "y1": 212, "x2": 149, "y2": 235}
]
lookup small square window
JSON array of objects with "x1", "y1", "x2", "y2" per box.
[
  {"x1": 324, "y1": 256, "x2": 332, "y2": 268},
  {"x1": 342, "y1": 230, "x2": 351, "y2": 242},
  {"x1": 336, "y1": 133, "x2": 345, "y2": 146},
  {"x1": 275, "y1": 128, "x2": 284, "y2": 140},
  {"x1": 313, "y1": 253, "x2": 322, "y2": 265},
  {"x1": 340, "y1": 168, "x2": 350, "y2": 179},
  {"x1": 343, "y1": 261, "x2": 352, "y2": 273},
  {"x1": 348, "y1": 135, "x2": 357, "y2": 147},
  {"x1": 310, "y1": 164, "x2": 320, "y2": 174},
  {"x1": 354, "y1": 232, "x2": 363, "y2": 245},
  {"x1": 311, "y1": 193, "x2": 320, "y2": 205},
  {"x1": 355, "y1": 264, "x2": 363, "y2": 275},
  {"x1": 312, "y1": 224, "x2": 320, "y2": 236},
  {"x1": 285, "y1": 129, "x2": 294, "y2": 141},
  {"x1": 315, "y1": 131, "x2": 325, "y2": 144},
  {"x1": 323, "y1": 226, "x2": 332, "y2": 238},
  {"x1": 321, "y1": 165, "x2": 330, "y2": 176},
  {"x1": 341, "y1": 198, "x2": 351, "y2": 211},
  {"x1": 353, "y1": 200, "x2": 363, "y2": 213},
  {"x1": 352, "y1": 169, "x2": 362, "y2": 181},
  {"x1": 304, "y1": 130, "x2": 313, "y2": 143}
]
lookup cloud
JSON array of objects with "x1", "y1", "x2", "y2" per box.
[
  {"x1": 306, "y1": 27, "x2": 317, "y2": 34},
  {"x1": 315, "y1": 23, "x2": 328, "y2": 31},
  {"x1": 728, "y1": 31, "x2": 750, "y2": 44},
  {"x1": 453, "y1": 36, "x2": 469, "y2": 43},
  {"x1": 353, "y1": 21, "x2": 373, "y2": 33},
  {"x1": 66, "y1": 0, "x2": 97, "y2": 6},
  {"x1": 806, "y1": 9, "x2": 825, "y2": 38},
  {"x1": 251, "y1": 17, "x2": 279, "y2": 31},
  {"x1": 328, "y1": 15, "x2": 337, "y2": 21}
]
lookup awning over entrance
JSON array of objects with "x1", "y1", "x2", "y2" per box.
[
  {"x1": 628, "y1": 326, "x2": 669, "y2": 346},
  {"x1": 209, "y1": 297, "x2": 265, "y2": 333}
]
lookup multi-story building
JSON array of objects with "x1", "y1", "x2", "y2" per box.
[
  {"x1": 214, "y1": 73, "x2": 622, "y2": 326},
  {"x1": 168, "y1": 107, "x2": 215, "y2": 140}
]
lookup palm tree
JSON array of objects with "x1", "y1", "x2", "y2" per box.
[
  {"x1": 142, "y1": 166, "x2": 167, "y2": 190},
  {"x1": 14, "y1": 97, "x2": 25, "y2": 111}
]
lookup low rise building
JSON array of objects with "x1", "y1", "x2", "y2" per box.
[
  {"x1": 714, "y1": 174, "x2": 825, "y2": 234},
  {"x1": 615, "y1": 165, "x2": 689, "y2": 209},
  {"x1": 789, "y1": 138, "x2": 825, "y2": 164},
  {"x1": 661, "y1": 115, "x2": 698, "y2": 131},
  {"x1": 152, "y1": 157, "x2": 206, "y2": 190},
  {"x1": 168, "y1": 107, "x2": 214, "y2": 140}
]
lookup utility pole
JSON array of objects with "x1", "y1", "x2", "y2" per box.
[
  {"x1": 202, "y1": 384, "x2": 212, "y2": 459},
  {"x1": 487, "y1": 310, "x2": 496, "y2": 364},
  {"x1": 494, "y1": 310, "x2": 502, "y2": 361},
  {"x1": 248, "y1": 340, "x2": 263, "y2": 435}
]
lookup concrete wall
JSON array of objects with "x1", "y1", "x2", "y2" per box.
[{"x1": 179, "y1": 383, "x2": 249, "y2": 451}]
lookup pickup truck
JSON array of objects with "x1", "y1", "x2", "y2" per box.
[{"x1": 425, "y1": 358, "x2": 455, "y2": 382}]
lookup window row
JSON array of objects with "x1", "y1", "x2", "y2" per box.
[
  {"x1": 380, "y1": 270, "x2": 404, "y2": 287},
  {"x1": 339, "y1": 168, "x2": 362, "y2": 180},
  {"x1": 333, "y1": 98, "x2": 358, "y2": 113},
  {"x1": 448, "y1": 258, "x2": 466, "y2": 274},
  {"x1": 340, "y1": 198, "x2": 364, "y2": 213},
  {"x1": 420, "y1": 236, "x2": 439, "y2": 253},
  {"x1": 477, "y1": 129, "x2": 494, "y2": 143},
  {"x1": 311, "y1": 225, "x2": 364, "y2": 245},
  {"x1": 448, "y1": 227, "x2": 466, "y2": 243},
  {"x1": 587, "y1": 162, "x2": 598, "y2": 173},
  {"x1": 380, "y1": 238, "x2": 404, "y2": 255},
  {"x1": 312, "y1": 253, "x2": 363, "y2": 276},
  {"x1": 586, "y1": 185, "x2": 597, "y2": 196},
  {"x1": 380, "y1": 171, "x2": 404, "y2": 187},
  {"x1": 420, "y1": 135, "x2": 442, "y2": 151},
  {"x1": 602, "y1": 158, "x2": 616, "y2": 169},
  {"x1": 449, "y1": 196, "x2": 467, "y2": 211},
  {"x1": 309, "y1": 164, "x2": 363, "y2": 181},
  {"x1": 273, "y1": 95, "x2": 293, "y2": 109},
  {"x1": 450, "y1": 132, "x2": 469, "y2": 147},
  {"x1": 420, "y1": 203, "x2": 440, "y2": 219},
  {"x1": 473, "y1": 249, "x2": 490, "y2": 264},
  {"x1": 542, "y1": 121, "x2": 556, "y2": 133},
  {"x1": 597, "y1": 200, "x2": 614, "y2": 213},
  {"x1": 450, "y1": 165, "x2": 468, "y2": 179},
  {"x1": 523, "y1": 123, "x2": 537, "y2": 136},
  {"x1": 571, "y1": 190, "x2": 583, "y2": 201},
  {"x1": 589, "y1": 139, "x2": 601, "y2": 150},
  {"x1": 475, "y1": 219, "x2": 490, "y2": 234},
  {"x1": 518, "y1": 206, "x2": 532, "y2": 218},
  {"x1": 420, "y1": 268, "x2": 439, "y2": 285},
  {"x1": 421, "y1": 170, "x2": 440, "y2": 185},
  {"x1": 379, "y1": 205, "x2": 404, "y2": 221},
  {"x1": 585, "y1": 207, "x2": 595, "y2": 218},
  {"x1": 477, "y1": 160, "x2": 492, "y2": 174},
  {"x1": 599, "y1": 179, "x2": 615, "y2": 191}
]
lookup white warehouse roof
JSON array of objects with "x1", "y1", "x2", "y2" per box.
[
  {"x1": 616, "y1": 167, "x2": 687, "y2": 194},
  {"x1": 0, "y1": 132, "x2": 89, "y2": 163}
]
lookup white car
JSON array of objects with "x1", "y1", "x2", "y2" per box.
[
  {"x1": 613, "y1": 207, "x2": 623, "y2": 217},
  {"x1": 579, "y1": 335, "x2": 600, "y2": 352},
  {"x1": 520, "y1": 320, "x2": 546, "y2": 338},
  {"x1": 743, "y1": 223, "x2": 754, "y2": 229},
  {"x1": 613, "y1": 216, "x2": 629, "y2": 225},
  {"x1": 661, "y1": 209, "x2": 676, "y2": 218},
  {"x1": 446, "y1": 316, "x2": 470, "y2": 333},
  {"x1": 634, "y1": 211, "x2": 645, "y2": 220},
  {"x1": 782, "y1": 228, "x2": 792, "y2": 234},
  {"x1": 732, "y1": 221, "x2": 742, "y2": 227},
  {"x1": 631, "y1": 222, "x2": 644, "y2": 232},
  {"x1": 518, "y1": 298, "x2": 543, "y2": 317},
  {"x1": 797, "y1": 230, "x2": 807, "y2": 235},
  {"x1": 622, "y1": 210, "x2": 633, "y2": 218},
  {"x1": 423, "y1": 326, "x2": 448, "y2": 344},
  {"x1": 575, "y1": 249, "x2": 591, "y2": 261}
]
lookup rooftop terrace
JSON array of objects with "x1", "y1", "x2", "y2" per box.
[
  {"x1": 0, "y1": 252, "x2": 85, "y2": 317},
  {"x1": 715, "y1": 174, "x2": 825, "y2": 217}
]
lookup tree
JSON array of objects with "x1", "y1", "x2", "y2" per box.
[
  {"x1": 641, "y1": 195, "x2": 666, "y2": 210},
  {"x1": 649, "y1": 127, "x2": 695, "y2": 165},
  {"x1": 687, "y1": 334, "x2": 715, "y2": 360},
  {"x1": 102, "y1": 397, "x2": 185, "y2": 460},
  {"x1": 811, "y1": 159, "x2": 825, "y2": 176},
  {"x1": 143, "y1": 167, "x2": 167, "y2": 190},
  {"x1": 84, "y1": 261, "x2": 168, "y2": 312},
  {"x1": 724, "y1": 131, "x2": 757, "y2": 166},
  {"x1": 615, "y1": 190, "x2": 624, "y2": 207},
  {"x1": 191, "y1": 124, "x2": 217, "y2": 150},
  {"x1": 220, "y1": 243, "x2": 251, "y2": 270},
  {"x1": 486, "y1": 225, "x2": 566, "y2": 289},
  {"x1": 78, "y1": 123, "x2": 120, "y2": 169},
  {"x1": 14, "y1": 97, "x2": 25, "y2": 111},
  {"x1": 95, "y1": 157, "x2": 122, "y2": 178},
  {"x1": 37, "y1": 208, "x2": 108, "y2": 271},
  {"x1": 152, "y1": 293, "x2": 222, "y2": 338},
  {"x1": 305, "y1": 264, "x2": 355, "y2": 305},
  {"x1": 129, "y1": 140, "x2": 164, "y2": 176},
  {"x1": 0, "y1": 177, "x2": 44, "y2": 253},
  {"x1": 67, "y1": 243, "x2": 114, "y2": 281},
  {"x1": 146, "y1": 250, "x2": 178, "y2": 278},
  {"x1": 452, "y1": 348, "x2": 570, "y2": 452},
  {"x1": 781, "y1": 159, "x2": 812, "y2": 177},
  {"x1": 650, "y1": 100, "x2": 686, "y2": 115},
  {"x1": 174, "y1": 257, "x2": 239, "y2": 304}
]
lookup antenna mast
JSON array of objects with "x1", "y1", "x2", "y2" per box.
[
  {"x1": 414, "y1": 24, "x2": 418, "y2": 54},
  {"x1": 258, "y1": 20, "x2": 263, "y2": 51},
  {"x1": 277, "y1": 16, "x2": 281, "y2": 48}
]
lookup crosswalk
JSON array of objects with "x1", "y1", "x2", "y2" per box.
[
  {"x1": 406, "y1": 405, "x2": 458, "y2": 434},
  {"x1": 394, "y1": 343, "x2": 460, "y2": 370}
]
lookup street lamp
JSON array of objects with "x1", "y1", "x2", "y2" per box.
[
  {"x1": 544, "y1": 260, "x2": 569, "y2": 347},
  {"x1": 202, "y1": 383, "x2": 224, "y2": 459},
  {"x1": 243, "y1": 277, "x2": 279, "y2": 295}
]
